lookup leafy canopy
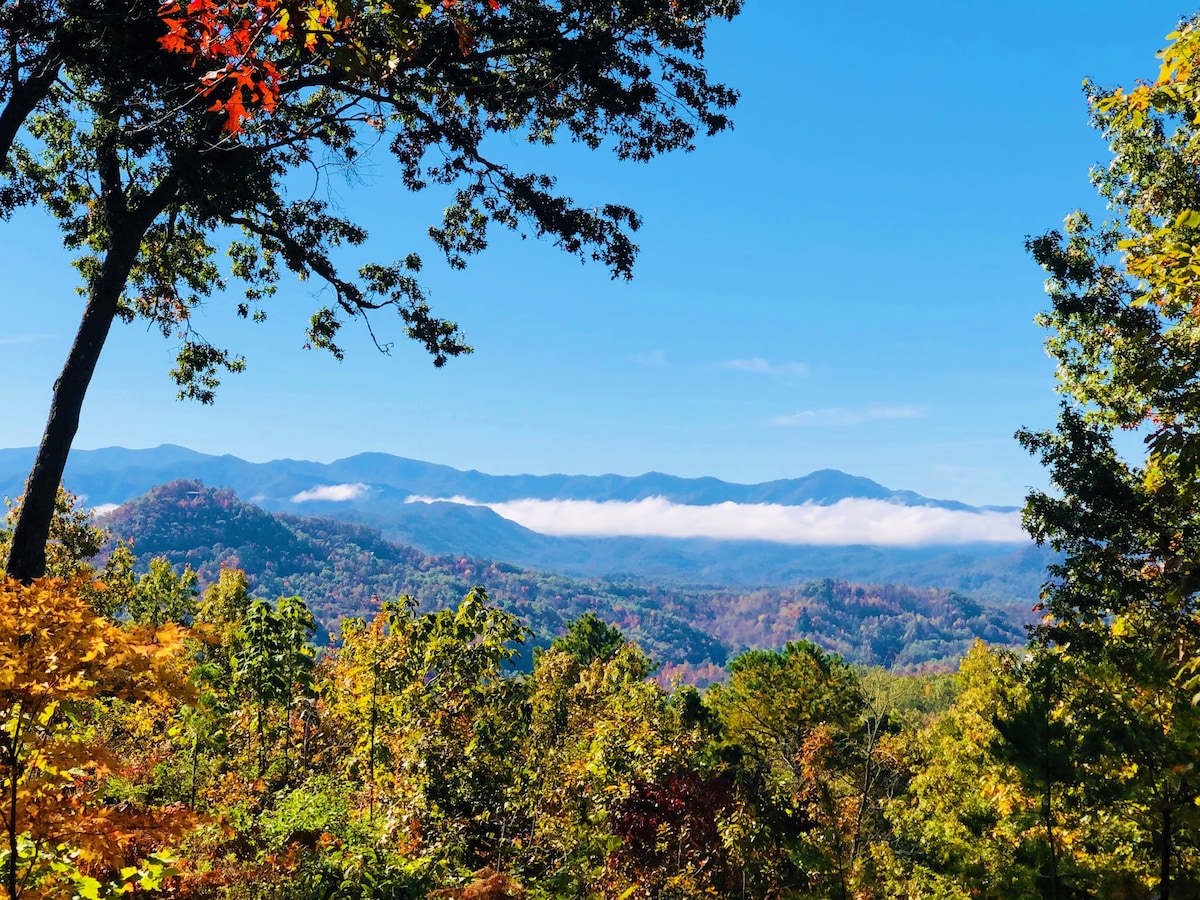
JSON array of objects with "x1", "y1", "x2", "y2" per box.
[{"x1": 1, "y1": 0, "x2": 741, "y2": 397}]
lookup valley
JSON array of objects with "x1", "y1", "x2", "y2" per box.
[{"x1": 93, "y1": 477, "x2": 1032, "y2": 678}]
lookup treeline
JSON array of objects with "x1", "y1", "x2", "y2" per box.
[
  {"x1": 0, "y1": 531, "x2": 1190, "y2": 898},
  {"x1": 98, "y1": 480, "x2": 1029, "y2": 675}
]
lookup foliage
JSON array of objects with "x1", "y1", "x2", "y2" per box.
[
  {"x1": 706, "y1": 642, "x2": 887, "y2": 898},
  {"x1": 232, "y1": 595, "x2": 318, "y2": 776},
  {"x1": 2, "y1": 489, "x2": 102, "y2": 579},
  {"x1": 0, "y1": 573, "x2": 1180, "y2": 899},
  {"x1": 1013, "y1": 14, "x2": 1200, "y2": 898},
  {"x1": 0, "y1": 487, "x2": 140, "y2": 616},
  {"x1": 128, "y1": 556, "x2": 199, "y2": 627},
  {"x1": 545, "y1": 612, "x2": 626, "y2": 667},
  {"x1": 0, "y1": 576, "x2": 190, "y2": 899}
]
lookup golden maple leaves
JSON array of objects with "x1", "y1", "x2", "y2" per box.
[
  {"x1": 1094, "y1": 24, "x2": 1200, "y2": 322},
  {"x1": 0, "y1": 578, "x2": 191, "y2": 900}
]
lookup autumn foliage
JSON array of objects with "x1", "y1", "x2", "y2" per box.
[
  {"x1": 157, "y1": 0, "x2": 501, "y2": 133},
  {"x1": 0, "y1": 578, "x2": 191, "y2": 900}
]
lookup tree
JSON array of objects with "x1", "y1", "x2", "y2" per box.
[
  {"x1": 0, "y1": 576, "x2": 190, "y2": 899},
  {"x1": 232, "y1": 595, "x2": 318, "y2": 776},
  {"x1": 328, "y1": 589, "x2": 527, "y2": 870},
  {"x1": 0, "y1": 488, "x2": 147, "y2": 616},
  {"x1": 546, "y1": 611, "x2": 626, "y2": 666},
  {"x1": 1, "y1": 488, "x2": 102, "y2": 580},
  {"x1": 1018, "y1": 16, "x2": 1200, "y2": 898},
  {"x1": 127, "y1": 557, "x2": 199, "y2": 628},
  {"x1": 705, "y1": 642, "x2": 869, "y2": 898},
  {"x1": 0, "y1": 0, "x2": 742, "y2": 582},
  {"x1": 883, "y1": 643, "x2": 1040, "y2": 899},
  {"x1": 522, "y1": 636, "x2": 708, "y2": 898},
  {"x1": 1019, "y1": 411, "x2": 1200, "y2": 897}
]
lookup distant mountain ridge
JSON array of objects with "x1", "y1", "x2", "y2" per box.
[
  {"x1": 0, "y1": 443, "x2": 1013, "y2": 510},
  {"x1": 0, "y1": 444, "x2": 1045, "y2": 594}
]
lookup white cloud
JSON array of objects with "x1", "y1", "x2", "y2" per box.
[
  {"x1": 769, "y1": 404, "x2": 927, "y2": 427},
  {"x1": 404, "y1": 495, "x2": 1025, "y2": 546},
  {"x1": 91, "y1": 503, "x2": 120, "y2": 517},
  {"x1": 724, "y1": 357, "x2": 809, "y2": 376},
  {"x1": 291, "y1": 482, "x2": 370, "y2": 503},
  {"x1": 0, "y1": 334, "x2": 51, "y2": 346}
]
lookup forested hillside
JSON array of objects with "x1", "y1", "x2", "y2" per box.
[
  {"x1": 99, "y1": 480, "x2": 1029, "y2": 675},
  {"x1": 0, "y1": 566, "x2": 1182, "y2": 899}
]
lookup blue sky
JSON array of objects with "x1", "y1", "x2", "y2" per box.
[{"x1": 0, "y1": 2, "x2": 1183, "y2": 507}]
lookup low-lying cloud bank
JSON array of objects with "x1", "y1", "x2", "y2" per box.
[
  {"x1": 292, "y1": 482, "x2": 370, "y2": 503},
  {"x1": 405, "y1": 495, "x2": 1026, "y2": 546}
]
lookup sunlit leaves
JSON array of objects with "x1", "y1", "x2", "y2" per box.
[
  {"x1": 1029, "y1": 20, "x2": 1200, "y2": 493},
  {"x1": 155, "y1": 0, "x2": 482, "y2": 134},
  {"x1": 232, "y1": 595, "x2": 318, "y2": 775},
  {"x1": 0, "y1": 577, "x2": 191, "y2": 899}
]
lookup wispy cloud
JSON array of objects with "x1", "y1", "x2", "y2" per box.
[
  {"x1": 768, "y1": 404, "x2": 927, "y2": 427},
  {"x1": 405, "y1": 495, "x2": 1025, "y2": 546},
  {"x1": 91, "y1": 503, "x2": 120, "y2": 517},
  {"x1": 723, "y1": 357, "x2": 809, "y2": 377},
  {"x1": 0, "y1": 334, "x2": 51, "y2": 347},
  {"x1": 291, "y1": 483, "x2": 369, "y2": 503},
  {"x1": 632, "y1": 349, "x2": 669, "y2": 368}
]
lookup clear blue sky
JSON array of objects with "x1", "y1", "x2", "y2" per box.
[{"x1": 0, "y1": 2, "x2": 1183, "y2": 507}]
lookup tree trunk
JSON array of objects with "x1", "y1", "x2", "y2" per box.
[
  {"x1": 190, "y1": 732, "x2": 199, "y2": 810},
  {"x1": 6, "y1": 737, "x2": 20, "y2": 900},
  {"x1": 368, "y1": 659, "x2": 379, "y2": 821},
  {"x1": 1043, "y1": 785, "x2": 1058, "y2": 900},
  {"x1": 7, "y1": 241, "x2": 133, "y2": 581},
  {"x1": 1161, "y1": 802, "x2": 1172, "y2": 900},
  {"x1": 7, "y1": 769, "x2": 18, "y2": 900},
  {"x1": 5, "y1": 171, "x2": 175, "y2": 583}
]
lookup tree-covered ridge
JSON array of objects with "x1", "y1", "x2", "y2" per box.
[{"x1": 97, "y1": 480, "x2": 1028, "y2": 675}]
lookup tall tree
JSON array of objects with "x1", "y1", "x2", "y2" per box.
[
  {"x1": 232, "y1": 595, "x2": 317, "y2": 776},
  {"x1": 0, "y1": 0, "x2": 742, "y2": 582},
  {"x1": 1019, "y1": 16, "x2": 1200, "y2": 898}
]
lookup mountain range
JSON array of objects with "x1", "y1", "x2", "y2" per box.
[
  {"x1": 0, "y1": 443, "x2": 1012, "y2": 509},
  {"x1": 0, "y1": 444, "x2": 1050, "y2": 597}
]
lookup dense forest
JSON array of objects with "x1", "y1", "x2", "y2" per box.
[
  {"x1": 0, "y1": 516, "x2": 1182, "y2": 900},
  {"x1": 97, "y1": 479, "x2": 1029, "y2": 680}
]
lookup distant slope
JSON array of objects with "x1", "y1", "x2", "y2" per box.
[
  {"x1": 0, "y1": 445, "x2": 1042, "y2": 593},
  {"x1": 98, "y1": 481, "x2": 1031, "y2": 671},
  {"x1": 0, "y1": 444, "x2": 1010, "y2": 510},
  {"x1": 350, "y1": 502, "x2": 1050, "y2": 600}
]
